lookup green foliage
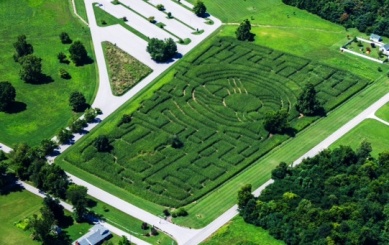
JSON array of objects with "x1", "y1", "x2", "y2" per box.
[
  {"x1": 57, "y1": 52, "x2": 67, "y2": 63},
  {"x1": 69, "y1": 118, "x2": 87, "y2": 134},
  {"x1": 66, "y1": 184, "x2": 88, "y2": 222},
  {"x1": 94, "y1": 135, "x2": 111, "y2": 152},
  {"x1": 57, "y1": 128, "x2": 73, "y2": 144},
  {"x1": 239, "y1": 143, "x2": 389, "y2": 244},
  {"x1": 0, "y1": 161, "x2": 8, "y2": 191},
  {"x1": 59, "y1": 32, "x2": 72, "y2": 44},
  {"x1": 282, "y1": 0, "x2": 389, "y2": 36},
  {"x1": 19, "y1": 55, "x2": 43, "y2": 83},
  {"x1": 69, "y1": 91, "x2": 87, "y2": 112},
  {"x1": 61, "y1": 37, "x2": 369, "y2": 207},
  {"x1": 13, "y1": 35, "x2": 33, "y2": 62},
  {"x1": 84, "y1": 108, "x2": 97, "y2": 123},
  {"x1": 237, "y1": 184, "x2": 254, "y2": 210},
  {"x1": 193, "y1": 0, "x2": 206, "y2": 17},
  {"x1": 295, "y1": 83, "x2": 323, "y2": 116},
  {"x1": 146, "y1": 38, "x2": 177, "y2": 62},
  {"x1": 118, "y1": 235, "x2": 131, "y2": 245},
  {"x1": 271, "y1": 162, "x2": 290, "y2": 180},
  {"x1": 263, "y1": 110, "x2": 289, "y2": 134},
  {"x1": 156, "y1": 4, "x2": 164, "y2": 11},
  {"x1": 39, "y1": 139, "x2": 58, "y2": 156},
  {"x1": 59, "y1": 68, "x2": 71, "y2": 79},
  {"x1": 171, "y1": 208, "x2": 188, "y2": 217},
  {"x1": 0, "y1": 81, "x2": 16, "y2": 112},
  {"x1": 167, "y1": 12, "x2": 172, "y2": 18},
  {"x1": 148, "y1": 16, "x2": 155, "y2": 23},
  {"x1": 236, "y1": 19, "x2": 254, "y2": 41},
  {"x1": 69, "y1": 41, "x2": 88, "y2": 66},
  {"x1": 117, "y1": 114, "x2": 132, "y2": 127}
]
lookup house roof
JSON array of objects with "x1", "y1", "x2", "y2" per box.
[
  {"x1": 383, "y1": 44, "x2": 389, "y2": 50},
  {"x1": 370, "y1": 34, "x2": 381, "y2": 39},
  {"x1": 73, "y1": 224, "x2": 111, "y2": 245}
]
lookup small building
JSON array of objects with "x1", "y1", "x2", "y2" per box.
[
  {"x1": 73, "y1": 224, "x2": 111, "y2": 245},
  {"x1": 380, "y1": 44, "x2": 389, "y2": 56},
  {"x1": 370, "y1": 34, "x2": 383, "y2": 42}
]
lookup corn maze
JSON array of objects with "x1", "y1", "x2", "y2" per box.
[{"x1": 67, "y1": 37, "x2": 368, "y2": 207}]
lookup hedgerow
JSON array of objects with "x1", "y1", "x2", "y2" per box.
[{"x1": 65, "y1": 37, "x2": 368, "y2": 207}]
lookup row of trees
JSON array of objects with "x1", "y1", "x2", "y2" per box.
[
  {"x1": 238, "y1": 142, "x2": 389, "y2": 244},
  {"x1": 282, "y1": 0, "x2": 389, "y2": 36}
]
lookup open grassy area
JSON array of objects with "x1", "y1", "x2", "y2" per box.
[
  {"x1": 103, "y1": 42, "x2": 152, "y2": 96},
  {"x1": 74, "y1": 0, "x2": 88, "y2": 24},
  {"x1": 375, "y1": 102, "x2": 389, "y2": 122},
  {"x1": 331, "y1": 119, "x2": 389, "y2": 158},
  {"x1": 202, "y1": 216, "x2": 284, "y2": 245},
  {"x1": 59, "y1": 36, "x2": 368, "y2": 207},
  {"x1": 0, "y1": 190, "x2": 41, "y2": 245},
  {"x1": 89, "y1": 196, "x2": 176, "y2": 245},
  {"x1": 0, "y1": 0, "x2": 96, "y2": 146}
]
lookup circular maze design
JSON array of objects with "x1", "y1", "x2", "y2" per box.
[{"x1": 76, "y1": 38, "x2": 369, "y2": 207}]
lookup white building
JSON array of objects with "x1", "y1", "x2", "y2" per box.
[
  {"x1": 380, "y1": 44, "x2": 389, "y2": 56},
  {"x1": 73, "y1": 224, "x2": 111, "y2": 245}
]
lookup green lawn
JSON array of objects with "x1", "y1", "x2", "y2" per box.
[
  {"x1": 89, "y1": 196, "x2": 176, "y2": 245},
  {"x1": 0, "y1": 0, "x2": 97, "y2": 146},
  {"x1": 0, "y1": 190, "x2": 41, "y2": 245},
  {"x1": 202, "y1": 216, "x2": 284, "y2": 245},
  {"x1": 74, "y1": 0, "x2": 88, "y2": 24},
  {"x1": 331, "y1": 119, "x2": 389, "y2": 157},
  {"x1": 375, "y1": 102, "x2": 389, "y2": 122}
]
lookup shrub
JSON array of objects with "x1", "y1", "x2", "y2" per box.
[
  {"x1": 163, "y1": 209, "x2": 170, "y2": 216},
  {"x1": 117, "y1": 114, "x2": 132, "y2": 127},
  {"x1": 69, "y1": 91, "x2": 87, "y2": 112},
  {"x1": 167, "y1": 12, "x2": 172, "y2": 18},
  {"x1": 57, "y1": 128, "x2": 73, "y2": 144},
  {"x1": 151, "y1": 227, "x2": 159, "y2": 236},
  {"x1": 59, "y1": 32, "x2": 72, "y2": 44},
  {"x1": 141, "y1": 222, "x2": 149, "y2": 230},
  {"x1": 59, "y1": 69, "x2": 71, "y2": 79},
  {"x1": 84, "y1": 108, "x2": 97, "y2": 123},
  {"x1": 57, "y1": 52, "x2": 67, "y2": 63},
  {"x1": 70, "y1": 119, "x2": 87, "y2": 133},
  {"x1": 378, "y1": 67, "x2": 382, "y2": 72},
  {"x1": 148, "y1": 16, "x2": 155, "y2": 23},
  {"x1": 156, "y1": 4, "x2": 164, "y2": 11},
  {"x1": 94, "y1": 135, "x2": 111, "y2": 152}
]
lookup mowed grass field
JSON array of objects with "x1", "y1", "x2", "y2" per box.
[
  {"x1": 0, "y1": 0, "x2": 96, "y2": 146},
  {"x1": 331, "y1": 119, "x2": 389, "y2": 157},
  {"x1": 0, "y1": 190, "x2": 41, "y2": 245},
  {"x1": 59, "y1": 36, "x2": 368, "y2": 207},
  {"x1": 58, "y1": 0, "x2": 389, "y2": 228},
  {"x1": 202, "y1": 216, "x2": 284, "y2": 245},
  {"x1": 376, "y1": 102, "x2": 389, "y2": 122}
]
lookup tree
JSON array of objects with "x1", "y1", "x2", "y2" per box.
[
  {"x1": 118, "y1": 235, "x2": 131, "y2": 245},
  {"x1": 69, "y1": 118, "x2": 87, "y2": 134},
  {"x1": 57, "y1": 128, "x2": 73, "y2": 144},
  {"x1": 117, "y1": 114, "x2": 132, "y2": 127},
  {"x1": 39, "y1": 139, "x2": 58, "y2": 156},
  {"x1": 59, "y1": 69, "x2": 71, "y2": 79},
  {"x1": 156, "y1": 4, "x2": 165, "y2": 10},
  {"x1": 69, "y1": 91, "x2": 87, "y2": 112},
  {"x1": 171, "y1": 135, "x2": 183, "y2": 149},
  {"x1": 295, "y1": 83, "x2": 322, "y2": 115},
  {"x1": 238, "y1": 184, "x2": 254, "y2": 210},
  {"x1": 43, "y1": 196, "x2": 65, "y2": 222},
  {"x1": 146, "y1": 38, "x2": 177, "y2": 62},
  {"x1": 57, "y1": 52, "x2": 67, "y2": 63},
  {"x1": 271, "y1": 162, "x2": 290, "y2": 180},
  {"x1": 193, "y1": 0, "x2": 206, "y2": 17},
  {"x1": 13, "y1": 35, "x2": 33, "y2": 62},
  {"x1": 59, "y1": 32, "x2": 72, "y2": 44},
  {"x1": 84, "y1": 108, "x2": 97, "y2": 123},
  {"x1": 69, "y1": 41, "x2": 88, "y2": 66},
  {"x1": 263, "y1": 109, "x2": 289, "y2": 134},
  {"x1": 30, "y1": 206, "x2": 56, "y2": 244},
  {"x1": 94, "y1": 135, "x2": 111, "y2": 152},
  {"x1": 0, "y1": 162, "x2": 8, "y2": 191},
  {"x1": 19, "y1": 55, "x2": 43, "y2": 83},
  {"x1": 0, "y1": 81, "x2": 16, "y2": 112},
  {"x1": 236, "y1": 19, "x2": 254, "y2": 41},
  {"x1": 66, "y1": 184, "x2": 88, "y2": 222}
]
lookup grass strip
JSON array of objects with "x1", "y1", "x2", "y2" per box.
[{"x1": 73, "y1": 0, "x2": 89, "y2": 24}]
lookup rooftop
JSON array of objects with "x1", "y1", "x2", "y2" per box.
[{"x1": 73, "y1": 224, "x2": 111, "y2": 245}]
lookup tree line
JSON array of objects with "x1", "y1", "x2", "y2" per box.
[
  {"x1": 282, "y1": 0, "x2": 389, "y2": 36},
  {"x1": 238, "y1": 142, "x2": 389, "y2": 244}
]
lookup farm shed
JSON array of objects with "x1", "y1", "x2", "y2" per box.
[{"x1": 380, "y1": 44, "x2": 389, "y2": 56}]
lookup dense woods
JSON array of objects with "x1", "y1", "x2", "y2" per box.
[
  {"x1": 239, "y1": 142, "x2": 389, "y2": 244},
  {"x1": 282, "y1": 0, "x2": 389, "y2": 36}
]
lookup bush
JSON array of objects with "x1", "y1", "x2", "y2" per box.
[
  {"x1": 172, "y1": 208, "x2": 188, "y2": 217},
  {"x1": 59, "y1": 69, "x2": 71, "y2": 79},
  {"x1": 141, "y1": 222, "x2": 149, "y2": 230},
  {"x1": 156, "y1": 4, "x2": 164, "y2": 11},
  {"x1": 148, "y1": 16, "x2": 155, "y2": 23},
  {"x1": 84, "y1": 108, "x2": 97, "y2": 123},
  {"x1": 59, "y1": 32, "x2": 72, "y2": 44},
  {"x1": 167, "y1": 12, "x2": 172, "y2": 18},
  {"x1": 151, "y1": 227, "x2": 159, "y2": 236},
  {"x1": 70, "y1": 119, "x2": 87, "y2": 133},
  {"x1": 163, "y1": 209, "x2": 170, "y2": 216},
  {"x1": 94, "y1": 135, "x2": 111, "y2": 152},
  {"x1": 57, "y1": 128, "x2": 73, "y2": 144},
  {"x1": 57, "y1": 52, "x2": 67, "y2": 63},
  {"x1": 117, "y1": 114, "x2": 132, "y2": 127},
  {"x1": 378, "y1": 67, "x2": 383, "y2": 72},
  {"x1": 69, "y1": 91, "x2": 87, "y2": 112}
]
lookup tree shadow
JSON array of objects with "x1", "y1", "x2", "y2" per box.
[
  {"x1": 26, "y1": 74, "x2": 54, "y2": 85},
  {"x1": 315, "y1": 107, "x2": 327, "y2": 117},
  {"x1": 160, "y1": 52, "x2": 183, "y2": 64},
  {"x1": 3, "y1": 101, "x2": 27, "y2": 114},
  {"x1": 58, "y1": 215, "x2": 74, "y2": 228},
  {"x1": 284, "y1": 127, "x2": 298, "y2": 137},
  {"x1": 0, "y1": 176, "x2": 24, "y2": 195},
  {"x1": 76, "y1": 56, "x2": 94, "y2": 66},
  {"x1": 86, "y1": 198, "x2": 97, "y2": 208}
]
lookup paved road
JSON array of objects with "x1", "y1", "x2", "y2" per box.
[{"x1": 17, "y1": 180, "x2": 151, "y2": 245}]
